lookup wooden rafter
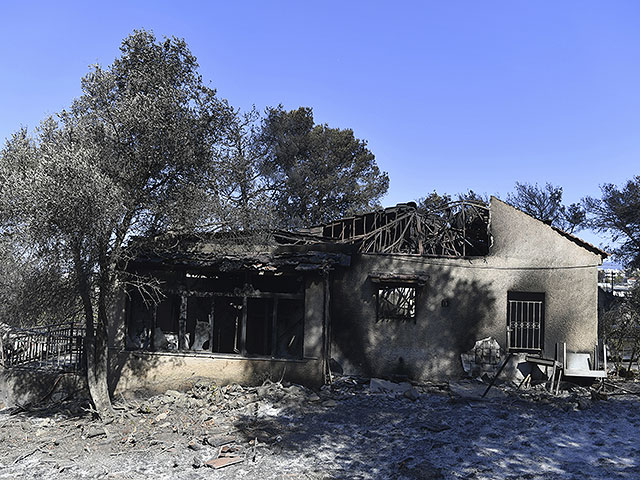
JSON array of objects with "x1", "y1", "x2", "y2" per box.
[{"x1": 320, "y1": 201, "x2": 490, "y2": 257}]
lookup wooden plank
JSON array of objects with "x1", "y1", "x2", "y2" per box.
[
  {"x1": 166, "y1": 289, "x2": 303, "y2": 300},
  {"x1": 271, "y1": 298, "x2": 278, "y2": 358},
  {"x1": 209, "y1": 298, "x2": 215, "y2": 354}
]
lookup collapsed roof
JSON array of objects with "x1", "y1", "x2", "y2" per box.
[
  {"x1": 127, "y1": 232, "x2": 351, "y2": 273},
  {"x1": 291, "y1": 201, "x2": 491, "y2": 257},
  {"x1": 128, "y1": 200, "x2": 492, "y2": 273},
  {"x1": 127, "y1": 197, "x2": 609, "y2": 271}
]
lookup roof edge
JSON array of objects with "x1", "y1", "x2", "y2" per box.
[{"x1": 490, "y1": 196, "x2": 608, "y2": 259}]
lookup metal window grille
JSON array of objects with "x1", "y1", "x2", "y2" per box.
[{"x1": 507, "y1": 292, "x2": 544, "y2": 352}]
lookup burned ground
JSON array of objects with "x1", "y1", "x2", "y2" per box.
[{"x1": 1, "y1": 377, "x2": 640, "y2": 479}]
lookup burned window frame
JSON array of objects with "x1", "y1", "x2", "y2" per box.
[
  {"x1": 376, "y1": 285, "x2": 417, "y2": 322},
  {"x1": 370, "y1": 274, "x2": 426, "y2": 323},
  {"x1": 126, "y1": 273, "x2": 305, "y2": 360}
]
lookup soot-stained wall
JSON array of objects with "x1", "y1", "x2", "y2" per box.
[{"x1": 330, "y1": 198, "x2": 603, "y2": 381}]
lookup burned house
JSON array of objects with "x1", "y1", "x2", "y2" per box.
[
  {"x1": 109, "y1": 233, "x2": 349, "y2": 392},
  {"x1": 109, "y1": 197, "x2": 607, "y2": 392}
]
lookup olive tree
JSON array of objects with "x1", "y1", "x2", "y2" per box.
[
  {"x1": 0, "y1": 30, "x2": 231, "y2": 417},
  {"x1": 584, "y1": 176, "x2": 640, "y2": 269},
  {"x1": 601, "y1": 285, "x2": 640, "y2": 375}
]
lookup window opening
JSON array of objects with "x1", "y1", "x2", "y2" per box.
[
  {"x1": 275, "y1": 299, "x2": 304, "y2": 358},
  {"x1": 126, "y1": 274, "x2": 305, "y2": 359},
  {"x1": 376, "y1": 286, "x2": 416, "y2": 322},
  {"x1": 186, "y1": 296, "x2": 212, "y2": 351},
  {"x1": 126, "y1": 291, "x2": 153, "y2": 350},
  {"x1": 246, "y1": 298, "x2": 274, "y2": 356},
  {"x1": 153, "y1": 295, "x2": 180, "y2": 350},
  {"x1": 212, "y1": 297, "x2": 242, "y2": 354}
]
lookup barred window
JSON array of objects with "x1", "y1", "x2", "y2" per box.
[{"x1": 506, "y1": 291, "x2": 544, "y2": 352}]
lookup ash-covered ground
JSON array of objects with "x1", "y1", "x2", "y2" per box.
[{"x1": 1, "y1": 376, "x2": 639, "y2": 479}]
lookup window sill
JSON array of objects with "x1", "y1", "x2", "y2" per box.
[{"x1": 112, "y1": 347, "x2": 314, "y2": 363}]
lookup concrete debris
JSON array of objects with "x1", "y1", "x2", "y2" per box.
[
  {"x1": 403, "y1": 387, "x2": 420, "y2": 401},
  {"x1": 577, "y1": 398, "x2": 593, "y2": 410},
  {"x1": 84, "y1": 426, "x2": 107, "y2": 439},
  {"x1": 154, "y1": 411, "x2": 168, "y2": 422},
  {"x1": 205, "y1": 435, "x2": 236, "y2": 447},
  {"x1": 421, "y1": 421, "x2": 451, "y2": 433},
  {"x1": 398, "y1": 458, "x2": 445, "y2": 480},
  {"x1": 591, "y1": 390, "x2": 608, "y2": 402},
  {"x1": 369, "y1": 378, "x2": 413, "y2": 394},
  {"x1": 460, "y1": 337, "x2": 503, "y2": 378},
  {"x1": 187, "y1": 440, "x2": 201, "y2": 451},
  {"x1": 449, "y1": 380, "x2": 508, "y2": 400}
]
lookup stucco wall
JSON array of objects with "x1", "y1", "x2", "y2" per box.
[
  {"x1": 0, "y1": 369, "x2": 86, "y2": 408},
  {"x1": 330, "y1": 198, "x2": 603, "y2": 381},
  {"x1": 109, "y1": 351, "x2": 323, "y2": 394}
]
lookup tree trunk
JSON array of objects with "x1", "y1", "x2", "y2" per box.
[
  {"x1": 86, "y1": 266, "x2": 115, "y2": 419},
  {"x1": 85, "y1": 303, "x2": 113, "y2": 419},
  {"x1": 74, "y1": 248, "x2": 114, "y2": 420}
]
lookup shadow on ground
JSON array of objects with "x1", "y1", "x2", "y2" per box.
[{"x1": 232, "y1": 392, "x2": 640, "y2": 480}]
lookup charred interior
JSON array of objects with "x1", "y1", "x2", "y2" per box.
[
  {"x1": 126, "y1": 271, "x2": 306, "y2": 360},
  {"x1": 318, "y1": 201, "x2": 490, "y2": 256}
]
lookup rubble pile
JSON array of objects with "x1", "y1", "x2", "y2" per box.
[{"x1": 0, "y1": 376, "x2": 639, "y2": 479}]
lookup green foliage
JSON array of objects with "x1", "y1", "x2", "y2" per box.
[
  {"x1": 584, "y1": 176, "x2": 640, "y2": 268},
  {"x1": 0, "y1": 31, "x2": 388, "y2": 414},
  {"x1": 210, "y1": 107, "x2": 275, "y2": 234},
  {"x1": 415, "y1": 189, "x2": 488, "y2": 213},
  {"x1": 601, "y1": 284, "x2": 640, "y2": 372},
  {"x1": 416, "y1": 191, "x2": 452, "y2": 213},
  {"x1": 260, "y1": 106, "x2": 389, "y2": 227},
  {"x1": 0, "y1": 30, "x2": 235, "y2": 414},
  {"x1": 506, "y1": 182, "x2": 585, "y2": 233},
  {"x1": 0, "y1": 30, "x2": 230, "y2": 299},
  {"x1": 0, "y1": 241, "x2": 81, "y2": 328}
]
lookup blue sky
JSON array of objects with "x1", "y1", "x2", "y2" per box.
[{"x1": 1, "y1": 1, "x2": 638, "y2": 254}]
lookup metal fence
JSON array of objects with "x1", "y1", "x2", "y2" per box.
[{"x1": 0, "y1": 322, "x2": 85, "y2": 372}]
